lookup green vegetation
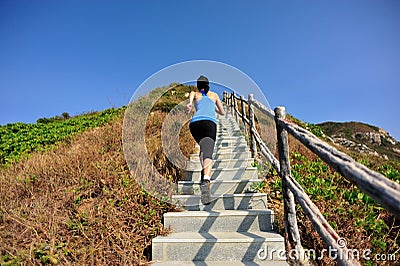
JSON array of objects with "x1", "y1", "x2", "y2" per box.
[
  {"x1": 0, "y1": 104, "x2": 175, "y2": 265},
  {"x1": 251, "y1": 161, "x2": 264, "y2": 173},
  {"x1": 150, "y1": 83, "x2": 194, "y2": 112},
  {"x1": 286, "y1": 114, "x2": 325, "y2": 138},
  {"x1": 0, "y1": 108, "x2": 124, "y2": 165},
  {"x1": 318, "y1": 121, "x2": 379, "y2": 137},
  {"x1": 263, "y1": 132, "x2": 400, "y2": 265},
  {"x1": 1, "y1": 84, "x2": 399, "y2": 265},
  {"x1": 0, "y1": 83, "x2": 194, "y2": 265},
  {"x1": 250, "y1": 180, "x2": 266, "y2": 193}
]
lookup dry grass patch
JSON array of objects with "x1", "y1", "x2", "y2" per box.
[{"x1": 1, "y1": 118, "x2": 176, "y2": 265}]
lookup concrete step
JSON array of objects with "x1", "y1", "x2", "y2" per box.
[
  {"x1": 214, "y1": 136, "x2": 246, "y2": 141},
  {"x1": 191, "y1": 148, "x2": 250, "y2": 161},
  {"x1": 217, "y1": 116, "x2": 238, "y2": 122},
  {"x1": 216, "y1": 120, "x2": 238, "y2": 125},
  {"x1": 178, "y1": 179, "x2": 261, "y2": 195},
  {"x1": 173, "y1": 193, "x2": 268, "y2": 211},
  {"x1": 216, "y1": 117, "x2": 237, "y2": 122},
  {"x1": 182, "y1": 167, "x2": 258, "y2": 182},
  {"x1": 195, "y1": 144, "x2": 249, "y2": 153},
  {"x1": 217, "y1": 122, "x2": 239, "y2": 126},
  {"x1": 215, "y1": 135, "x2": 246, "y2": 140},
  {"x1": 212, "y1": 141, "x2": 247, "y2": 148},
  {"x1": 216, "y1": 147, "x2": 249, "y2": 154},
  {"x1": 152, "y1": 261, "x2": 288, "y2": 265},
  {"x1": 213, "y1": 140, "x2": 248, "y2": 148},
  {"x1": 186, "y1": 158, "x2": 254, "y2": 170},
  {"x1": 150, "y1": 114, "x2": 287, "y2": 265},
  {"x1": 152, "y1": 231, "x2": 285, "y2": 262},
  {"x1": 216, "y1": 125, "x2": 242, "y2": 131},
  {"x1": 217, "y1": 127, "x2": 241, "y2": 131},
  {"x1": 216, "y1": 131, "x2": 242, "y2": 137},
  {"x1": 217, "y1": 126, "x2": 241, "y2": 132},
  {"x1": 190, "y1": 151, "x2": 251, "y2": 161},
  {"x1": 164, "y1": 209, "x2": 274, "y2": 233},
  {"x1": 196, "y1": 139, "x2": 247, "y2": 147},
  {"x1": 217, "y1": 123, "x2": 238, "y2": 128}
]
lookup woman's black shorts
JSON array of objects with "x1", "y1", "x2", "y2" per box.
[{"x1": 189, "y1": 120, "x2": 216, "y2": 159}]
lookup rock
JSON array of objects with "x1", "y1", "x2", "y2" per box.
[
  {"x1": 352, "y1": 132, "x2": 382, "y2": 145},
  {"x1": 318, "y1": 121, "x2": 400, "y2": 160}
]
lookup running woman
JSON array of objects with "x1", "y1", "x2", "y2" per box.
[{"x1": 186, "y1": 75, "x2": 225, "y2": 204}]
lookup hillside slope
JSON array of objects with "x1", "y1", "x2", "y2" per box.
[
  {"x1": 0, "y1": 108, "x2": 124, "y2": 165},
  {"x1": 318, "y1": 121, "x2": 400, "y2": 161},
  {"x1": 1, "y1": 85, "x2": 399, "y2": 265},
  {"x1": 261, "y1": 117, "x2": 400, "y2": 265},
  {"x1": 0, "y1": 84, "x2": 195, "y2": 265},
  {"x1": 0, "y1": 115, "x2": 178, "y2": 265}
]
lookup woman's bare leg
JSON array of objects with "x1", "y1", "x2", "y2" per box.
[
  {"x1": 203, "y1": 158, "x2": 213, "y2": 178},
  {"x1": 199, "y1": 155, "x2": 212, "y2": 204}
]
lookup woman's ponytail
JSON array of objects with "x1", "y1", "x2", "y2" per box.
[{"x1": 197, "y1": 75, "x2": 209, "y2": 95}]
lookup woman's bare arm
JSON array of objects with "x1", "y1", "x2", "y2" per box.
[
  {"x1": 186, "y1": 91, "x2": 195, "y2": 113},
  {"x1": 214, "y1": 94, "x2": 225, "y2": 115}
]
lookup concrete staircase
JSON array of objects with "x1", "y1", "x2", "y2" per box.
[{"x1": 151, "y1": 112, "x2": 287, "y2": 265}]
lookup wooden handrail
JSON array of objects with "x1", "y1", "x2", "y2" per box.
[
  {"x1": 250, "y1": 97, "x2": 400, "y2": 217},
  {"x1": 222, "y1": 91, "x2": 400, "y2": 265},
  {"x1": 275, "y1": 106, "x2": 305, "y2": 263}
]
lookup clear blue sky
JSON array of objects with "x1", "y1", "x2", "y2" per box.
[{"x1": 1, "y1": 0, "x2": 399, "y2": 140}]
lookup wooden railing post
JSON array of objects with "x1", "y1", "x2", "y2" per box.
[
  {"x1": 229, "y1": 92, "x2": 233, "y2": 116},
  {"x1": 224, "y1": 91, "x2": 228, "y2": 107},
  {"x1": 223, "y1": 91, "x2": 227, "y2": 105},
  {"x1": 222, "y1": 92, "x2": 227, "y2": 116},
  {"x1": 248, "y1": 94, "x2": 257, "y2": 158},
  {"x1": 275, "y1": 106, "x2": 304, "y2": 264},
  {"x1": 240, "y1": 95, "x2": 248, "y2": 136},
  {"x1": 231, "y1": 92, "x2": 234, "y2": 116},
  {"x1": 223, "y1": 92, "x2": 228, "y2": 111},
  {"x1": 232, "y1": 92, "x2": 239, "y2": 122}
]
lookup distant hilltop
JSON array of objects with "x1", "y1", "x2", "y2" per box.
[{"x1": 317, "y1": 121, "x2": 400, "y2": 161}]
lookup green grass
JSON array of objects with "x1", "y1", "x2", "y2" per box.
[
  {"x1": 2, "y1": 85, "x2": 398, "y2": 265},
  {"x1": 266, "y1": 149, "x2": 399, "y2": 265},
  {"x1": 0, "y1": 107, "x2": 124, "y2": 165}
]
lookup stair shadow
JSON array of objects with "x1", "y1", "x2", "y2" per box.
[
  {"x1": 210, "y1": 168, "x2": 246, "y2": 181},
  {"x1": 233, "y1": 180, "x2": 250, "y2": 194},
  {"x1": 193, "y1": 210, "x2": 220, "y2": 261},
  {"x1": 211, "y1": 158, "x2": 249, "y2": 169},
  {"x1": 182, "y1": 113, "x2": 270, "y2": 264},
  {"x1": 232, "y1": 168, "x2": 248, "y2": 181},
  {"x1": 208, "y1": 179, "x2": 250, "y2": 195},
  {"x1": 192, "y1": 232, "x2": 217, "y2": 261},
  {"x1": 189, "y1": 208, "x2": 270, "y2": 264},
  {"x1": 239, "y1": 231, "x2": 266, "y2": 263},
  {"x1": 237, "y1": 213, "x2": 270, "y2": 262},
  {"x1": 236, "y1": 193, "x2": 252, "y2": 210}
]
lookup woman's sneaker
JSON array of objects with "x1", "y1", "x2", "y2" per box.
[{"x1": 200, "y1": 180, "x2": 211, "y2": 205}]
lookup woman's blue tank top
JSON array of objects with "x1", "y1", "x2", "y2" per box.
[{"x1": 190, "y1": 92, "x2": 217, "y2": 124}]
